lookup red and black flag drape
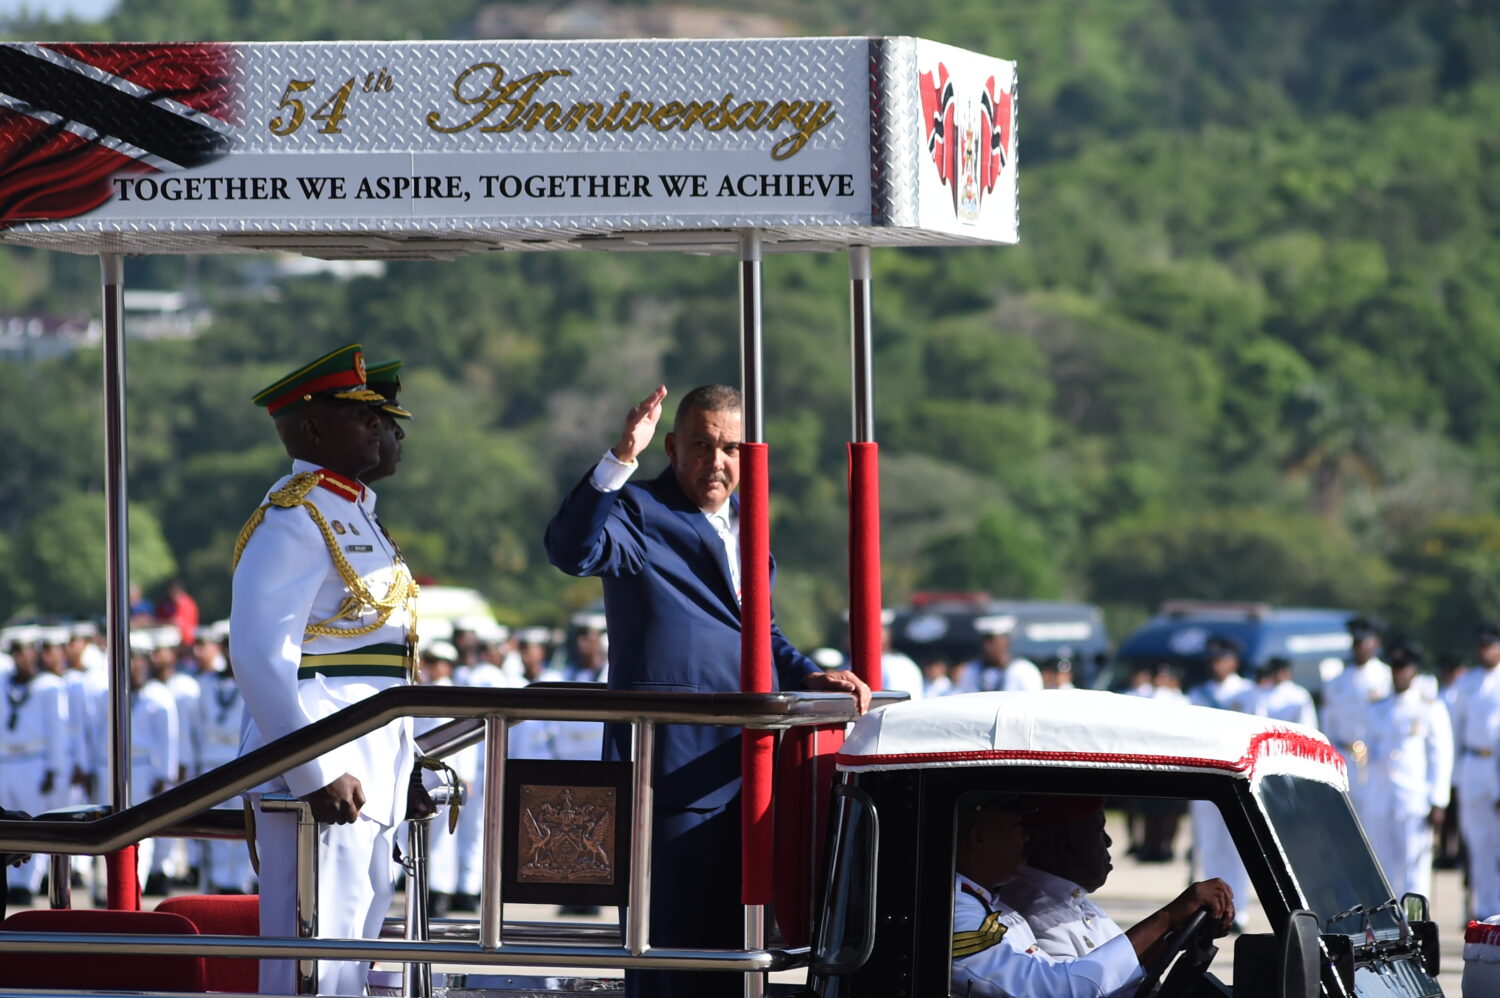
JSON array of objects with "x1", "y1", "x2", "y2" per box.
[{"x1": 0, "y1": 42, "x2": 234, "y2": 229}]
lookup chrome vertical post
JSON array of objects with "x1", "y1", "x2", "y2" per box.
[{"x1": 479, "y1": 716, "x2": 508, "y2": 951}]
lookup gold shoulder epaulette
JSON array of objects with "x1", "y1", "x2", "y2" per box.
[
  {"x1": 267, "y1": 471, "x2": 321, "y2": 508},
  {"x1": 232, "y1": 473, "x2": 322, "y2": 570}
]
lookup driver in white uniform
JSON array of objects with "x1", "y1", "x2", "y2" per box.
[{"x1": 953, "y1": 793, "x2": 1235, "y2": 998}]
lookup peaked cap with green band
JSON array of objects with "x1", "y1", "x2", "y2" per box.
[
  {"x1": 251, "y1": 343, "x2": 386, "y2": 417},
  {"x1": 364, "y1": 358, "x2": 413, "y2": 419}
]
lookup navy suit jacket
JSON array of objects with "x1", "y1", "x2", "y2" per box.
[{"x1": 545, "y1": 465, "x2": 818, "y2": 808}]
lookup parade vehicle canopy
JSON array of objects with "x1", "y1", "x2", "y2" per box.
[
  {"x1": 0, "y1": 36, "x2": 1018, "y2": 258},
  {"x1": 835, "y1": 689, "x2": 1349, "y2": 790}
]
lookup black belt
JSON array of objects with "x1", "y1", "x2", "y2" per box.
[
  {"x1": 1464, "y1": 746, "x2": 1495, "y2": 758},
  {"x1": 297, "y1": 642, "x2": 410, "y2": 681}
]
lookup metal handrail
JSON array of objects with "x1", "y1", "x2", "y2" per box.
[
  {"x1": 0, "y1": 686, "x2": 887, "y2": 856},
  {"x1": 0, "y1": 931, "x2": 811, "y2": 971}
]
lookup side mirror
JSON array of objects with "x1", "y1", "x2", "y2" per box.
[
  {"x1": 1404, "y1": 892, "x2": 1439, "y2": 976},
  {"x1": 1282, "y1": 909, "x2": 1321, "y2": 998}
]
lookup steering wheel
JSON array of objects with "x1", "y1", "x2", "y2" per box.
[{"x1": 1135, "y1": 907, "x2": 1218, "y2": 998}]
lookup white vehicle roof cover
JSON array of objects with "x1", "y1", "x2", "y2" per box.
[
  {"x1": 836, "y1": 690, "x2": 1348, "y2": 790},
  {"x1": 0, "y1": 36, "x2": 1017, "y2": 258}
]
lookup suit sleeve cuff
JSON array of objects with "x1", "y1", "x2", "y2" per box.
[{"x1": 590, "y1": 450, "x2": 637, "y2": 492}]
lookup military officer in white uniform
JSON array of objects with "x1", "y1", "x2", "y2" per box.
[
  {"x1": 952, "y1": 793, "x2": 1234, "y2": 998},
  {"x1": 195, "y1": 629, "x2": 254, "y2": 894},
  {"x1": 1186, "y1": 636, "x2": 1254, "y2": 929},
  {"x1": 1243, "y1": 656, "x2": 1318, "y2": 728},
  {"x1": 1320, "y1": 616, "x2": 1392, "y2": 829},
  {"x1": 231, "y1": 344, "x2": 420, "y2": 995},
  {"x1": 551, "y1": 612, "x2": 609, "y2": 762},
  {"x1": 953, "y1": 615, "x2": 1043, "y2": 693},
  {"x1": 1, "y1": 633, "x2": 69, "y2": 904},
  {"x1": 1365, "y1": 642, "x2": 1453, "y2": 901},
  {"x1": 996, "y1": 798, "x2": 1129, "y2": 967},
  {"x1": 128, "y1": 643, "x2": 179, "y2": 886},
  {"x1": 1451, "y1": 624, "x2": 1500, "y2": 919}
]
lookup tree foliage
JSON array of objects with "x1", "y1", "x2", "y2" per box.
[{"x1": 1, "y1": 1, "x2": 1499, "y2": 655}]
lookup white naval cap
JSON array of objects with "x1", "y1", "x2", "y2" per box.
[
  {"x1": 516, "y1": 626, "x2": 552, "y2": 646},
  {"x1": 35, "y1": 626, "x2": 71, "y2": 646},
  {"x1": 423, "y1": 639, "x2": 459, "y2": 663},
  {"x1": 128, "y1": 630, "x2": 155, "y2": 655},
  {"x1": 570, "y1": 611, "x2": 608, "y2": 633},
  {"x1": 147, "y1": 626, "x2": 181, "y2": 651},
  {"x1": 454, "y1": 615, "x2": 509, "y2": 643},
  {"x1": 974, "y1": 614, "x2": 1017, "y2": 637},
  {"x1": 0, "y1": 625, "x2": 38, "y2": 648},
  {"x1": 70, "y1": 621, "x2": 99, "y2": 639},
  {"x1": 811, "y1": 647, "x2": 847, "y2": 670}
]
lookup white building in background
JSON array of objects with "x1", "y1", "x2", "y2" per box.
[{"x1": 0, "y1": 313, "x2": 99, "y2": 361}]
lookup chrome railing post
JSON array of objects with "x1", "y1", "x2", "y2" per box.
[
  {"x1": 47, "y1": 854, "x2": 70, "y2": 909},
  {"x1": 479, "y1": 716, "x2": 508, "y2": 951},
  {"x1": 403, "y1": 813, "x2": 433, "y2": 998},
  {"x1": 625, "y1": 719, "x2": 654, "y2": 956},
  {"x1": 262, "y1": 795, "x2": 318, "y2": 994}
]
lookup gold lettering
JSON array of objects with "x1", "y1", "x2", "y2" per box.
[
  {"x1": 617, "y1": 101, "x2": 654, "y2": 132},
  {"x1": 733, "y1": 101, "x2": 769, "y2": 130},
  {"x1": 703, "y1": 94, "x2": 735, "y2": 131},
  {"x1": 521, "y1": 101, "x2": 565, "y2": 131},
  {"x1": 426, "y1": 66, "x2": 837, "y2": 156},
  {"x1": 560, "y1": 101, "x2": 606, "y2": 131},
  {"x1": 770, "y1": 101, "x2": 837, "y2": 160},
  {"x1": 649, "y1": 101, "x2": 685, "y2": 130},
  {"x1": 600, "y1": 91, "x2": 632, "y2": 129}
]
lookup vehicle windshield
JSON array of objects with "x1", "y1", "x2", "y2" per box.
[{"x1": 1254, "y1": 773, "x2": 1402, "y2": 937}]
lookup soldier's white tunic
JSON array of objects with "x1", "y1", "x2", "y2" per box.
[
  {"x1": 1320, "y1": 658, "x2": 1392, "y2": 824},
  {"x1": 1187, "y1": 674, "x2": 1253, "y2": 925},
  {"x1": 1365, "y1": 686, "x2": 1452, "y2": 900},
  {"x1": 1243, "y1": 678, "x2": 1317, "y2": 728},
  {"x1": 954, "y1": 657, "x2": 1044, "y2": 694},
  {"x1": 454, "y1": 660, "x2": 520, "y2": 898},
  {"x1": 411, "y1": 675, "x2": 474, "y2": 896},
  {"x1": 1, "y1": 670, "x2": 70, "y2": 892},
  {"x1": 997, "y1": 865, "x2": 1138, "y2": 998},
  {"x1": 952, "y1": 874, "x2": 1140, "y2": 998},
  {"x1": 131, "y1": 678, "x2": 179, "y2": 882},
  {"x1": 196, "y1": 668, "x2": 253, "y2": 893},
  {"x1": 148, "y1": 669, "x2": 203, "y2": 882},
  {"x1": 1448, "y1": 663, "x2": 1500, "y2": 918},
  {"x1": 231, "y1": 462, "x2": 417, "y2": 996}
]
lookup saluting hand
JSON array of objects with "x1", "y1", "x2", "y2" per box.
[{"x1": 612, "y1": 385, "x2": 668, "y2": 464}]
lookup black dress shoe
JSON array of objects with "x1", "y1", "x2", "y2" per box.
[
  {"x1": 449, "y1": 892, "x2": 478, "y2": 912},
  {"x1": 428, "y1": 892, "x2": 451, "y2": 918},
  {"x1": 143, "y1": 872, "x2": 170, "y2": 895},
  {"x1": 6, "y1": 886, "x2": 33, "y2": 906}
]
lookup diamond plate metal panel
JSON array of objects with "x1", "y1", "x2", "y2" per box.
[{"x1": 0, "y1": 38, "x2": 1017, "y2": 255}]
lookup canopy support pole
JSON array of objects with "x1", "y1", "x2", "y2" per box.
[
  {"x1": 737, "y1": 230, "x2": 771, "y2": 998},
  {"x1": 847, "y1": 246, "x2": 882, "y2": 690},
  {"x1": 100, "y1": 251, "x2": 138, "y2": 910}
]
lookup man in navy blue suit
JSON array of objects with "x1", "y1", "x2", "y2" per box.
[{"x1": 546, "y1": 383, "x2": 870, "y2": 997}]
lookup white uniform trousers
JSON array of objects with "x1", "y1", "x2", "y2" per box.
[
  {"x1": 455, "y1": 763, "x2": 486, "y2": 897},
  {"x1": 1189, "y1": 799, "x2": 1251, "y2": 928},
  {"x1": 1367, "y1": 810, "x2": 1434, "y2": 901},
  {"x1": 255, "y1": 802, "x2": 397, "y2": 997},
  {"x1": 1460, "y1": 780, "x2": 1500, "y2": 919},
  {"x1": 0, "y1": 752, "x2": 62, "y2": 894}
]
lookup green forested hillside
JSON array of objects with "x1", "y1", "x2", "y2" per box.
[{"x1": 3, "y1": 0, "x2": 1499, "y2": 654}]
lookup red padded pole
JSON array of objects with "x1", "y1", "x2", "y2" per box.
[
  {"x1": 106, "y1": 845, "x2": 139, "y2": 910},
  {"x1": 848, "y1": 441, "x2": 882, "y2": 689},
  {"x1": 739, "y1": 440, "x2": 774, "y2": 904}
]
